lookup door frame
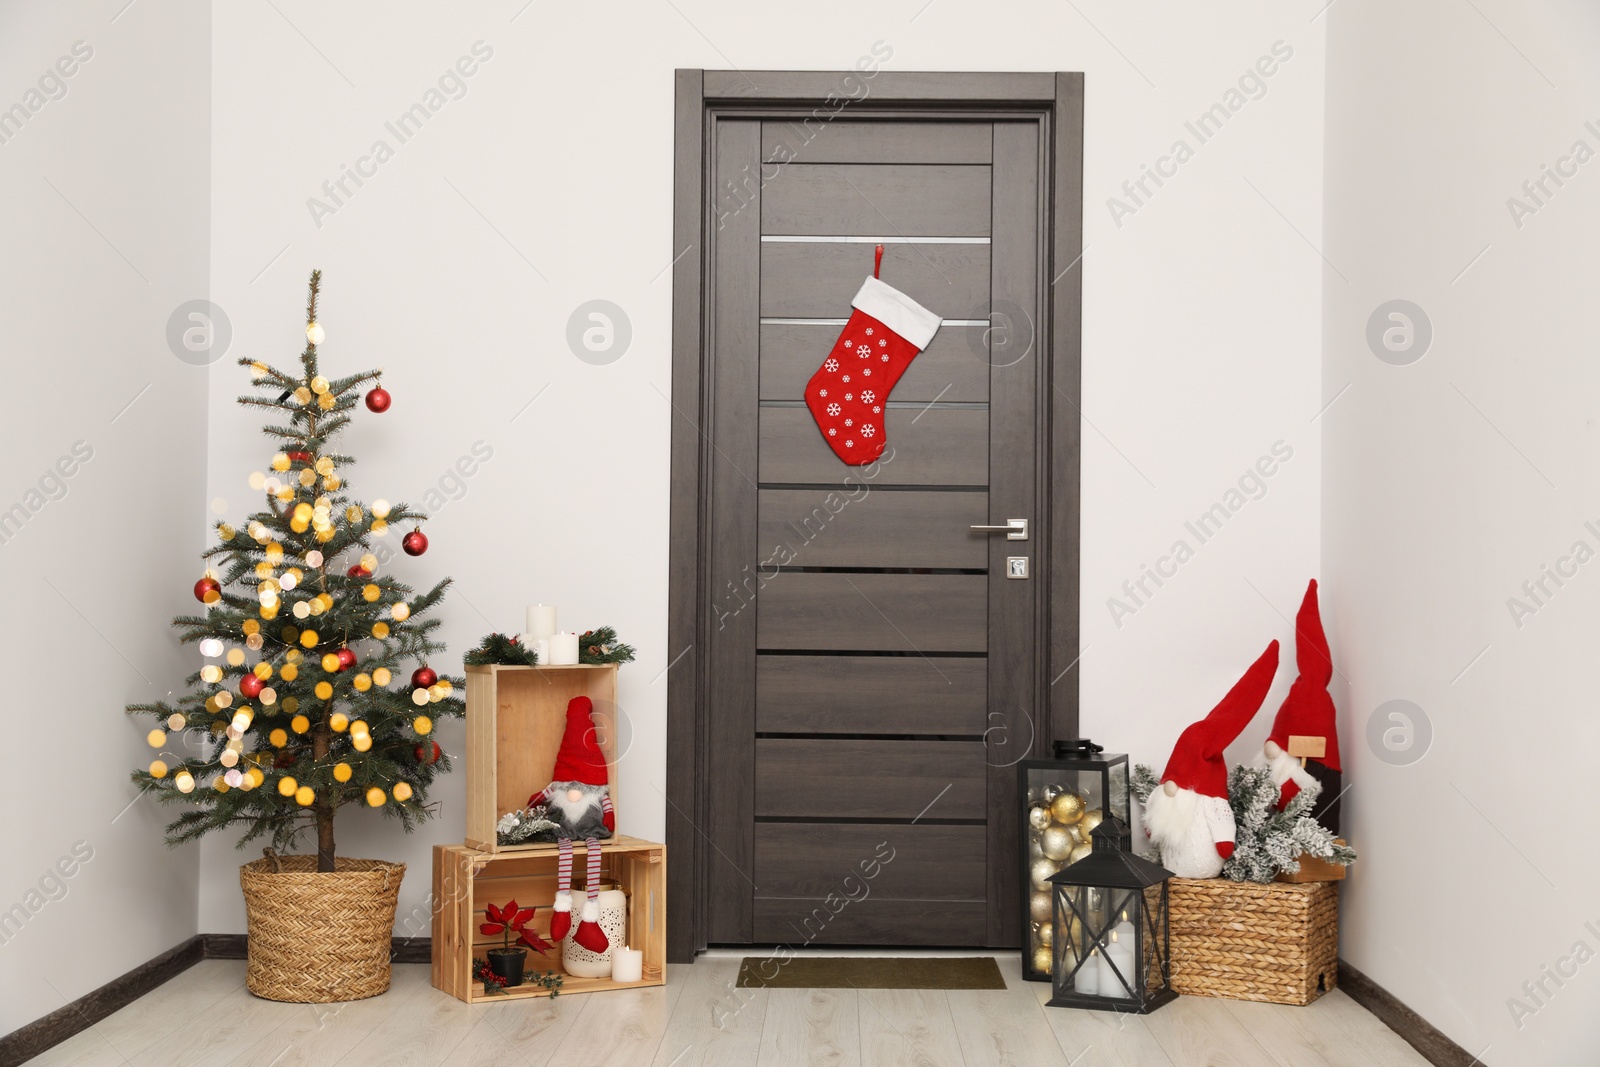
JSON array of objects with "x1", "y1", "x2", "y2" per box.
[{"x1": 667, "y1": 69, "x2": 1084, "y2": 962}]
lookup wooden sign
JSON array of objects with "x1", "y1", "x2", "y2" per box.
[{"x1": 1286, "y1": 735, "x2": 1327, "y2": 760}]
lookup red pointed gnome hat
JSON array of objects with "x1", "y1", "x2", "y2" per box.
[
  {"x1": 1268, "y1": 580, "x2": 1341, "y2": 773},
  {"x1": 550, "y1": 696, "x2": 608, "y2": 786},
  {"x1": 1161, "y1": 641, "x2": 1280, "y2": 798}
]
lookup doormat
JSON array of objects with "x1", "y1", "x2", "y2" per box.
[{"x1": 736, "y1": 956, "x2": 1006, "y2": 990}]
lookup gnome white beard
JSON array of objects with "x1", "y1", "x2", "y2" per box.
[
  {"x1": 547, "y1": 781, "x2": 609, "y2": 838},
  {"x1": 1260, "y1": 742, "x2": 1318, "y2": 797},
  {"x1": 1142, "y1": 784, "x2": 1233, "y2": 879}
]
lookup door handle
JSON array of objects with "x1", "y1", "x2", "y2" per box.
[{"x1": 970, "y1": 518, "x2": 1028, "y2": 541}]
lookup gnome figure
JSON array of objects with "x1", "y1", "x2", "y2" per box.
[
  {"x1": 1261, "y1": 580, "x2": 1343, "y2": 833},
  {"x1": 1143, "y1": 642, "x2": 1279, "y2": 879},
  {"x1": 528, "y1": 695, "x2": 614, "y2": 953}
]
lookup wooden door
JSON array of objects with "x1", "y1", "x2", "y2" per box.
[{"x1": 701, "y1": 115, "x2": 1045, "y2": 947}]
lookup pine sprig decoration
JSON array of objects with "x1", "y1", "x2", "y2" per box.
[
  {"x1": 1221, "y1": 764, "x2": 1356, "y2": 883},
  {"x1": 1131, "y1": 764, "x2": 1159, "y2": 807},
  {"x1": 125, "y1": 269, "x2": 461, "y2": 872},
  {"x1": 464, "y1": 633, "x2": 538, "y2": 666},
  {"x1": 578, "y1": 626, "x2": 636, "y2": 665}
]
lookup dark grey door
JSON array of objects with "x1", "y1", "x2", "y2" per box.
[{"x1": 702, "y1": 116, "x2": 1045, "y2": 947}]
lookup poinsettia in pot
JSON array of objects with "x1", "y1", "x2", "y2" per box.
[
  {"x1": 125, "y1": 271, "x2": 464, "y2": 1003},
  {"x1": 480, "y1": 899, "x2": 556, "y2": 990}
]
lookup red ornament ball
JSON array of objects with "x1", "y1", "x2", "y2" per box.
[
  {"x1": 336, "y1": 647, "x2": 357, "y2": 671},
  {"x1": 194, "y1": 577, "x2": 221, "y2": 604},
  {"x1": 347, "y1": 563, "x2": 372, "y2": 578},
  {"x1": 287, "y1": 450, "x2": 312, "y2": 463},
  {"x1": 415, "y1": 740, "x2": 442, "y2": 765},
  {"x1": 365, "y1": 386, "x2": 391, "y2": 413},
  {"x1": 411, "y1": 666, "x2": 437, "y2": 689},
  {"x1": 239, "y1": 674, "x2": 264, "y2": 698},
  {"x1": 402, "y1": 529, "x2": 428, "y2": 557}
]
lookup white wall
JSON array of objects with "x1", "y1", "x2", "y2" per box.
[
  {"x1": 0, "y1": 0, "x2": 209, "y2": 1036},
  {"x1": 198, "y1": 0, "x2": 1327, "y2": 939},
  {"x1": 1324, "y1": 2, "x2": 1600, "y2": 1063}
]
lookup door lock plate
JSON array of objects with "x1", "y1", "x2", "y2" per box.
[{"x1": 1006, "y1": 556, "x2": 1029, "y2": 580}]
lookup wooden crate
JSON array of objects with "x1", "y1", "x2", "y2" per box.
[
  {"x1": 465, "y1": 663, "x2": 620, "y2": 853},
  {"x1": 432, "y1": 840, "x2": 666, "y2": 1003},
  {"x1": 1167, "y1": 878, "x2": 1337, "y2": 1006},
  {"x1": 1275, "y1": 841, "x2": 1351, "y2": 884}
]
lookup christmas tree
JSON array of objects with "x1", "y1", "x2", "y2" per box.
[{"x1": 128, "y1": 269, "x2": 463, "y2": 873}]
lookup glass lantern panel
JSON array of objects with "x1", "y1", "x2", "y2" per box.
[{"x1": 1024, "y1": 767, "x2": 1107, "y2": 880}]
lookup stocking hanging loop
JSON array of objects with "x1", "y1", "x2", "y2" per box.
[{"x1": 874, "y1": 243, "x2": 884, "y2": 278}]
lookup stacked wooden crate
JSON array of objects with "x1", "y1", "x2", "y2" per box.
[{"x1": 431, "y1": 663, "x2": 666, "y2": 1002}]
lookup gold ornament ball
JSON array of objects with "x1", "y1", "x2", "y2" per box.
[
  {"x1": 300, "y1": 629, "x2": 319, "y2": 648},
  {"x1": 372, "y1": 622, "x2": 390, "y2": 639},
  {"x1": 1067, "y1": 843, "x2": 1093, "y2": 865},
  {"x1": 291, "y1": 714, "x2": 310, "y2": 733},
  {"x1": 269, "y1": 729, "x2": 288, "y2": 747},
  {"x1": 175, "y1": 771, "x2": 195, "y2": 794},
  {"x1": 1041, "y1": 825, "x2": 1075, "y2": 861},
  {"x1": 373, "y1": 667, "x2": 392, "y2": 686},
  {"x1": 330, "y1": 713, "x2": 349, "y2": 732},
  {"x1": 393, "y1": 782, "x2": 413, "y2": 802},
  {"x1": 1078, "y1": 809, "x2": 1104, "y2": 838},
  {"x1": 277, "y1": 776, "x2": 298, "y2": 797},
  {"x1": 310, "y1": 375, "x2": 329, "y2": 395},
  {"x1": 146, "y1": 728, "x2": 166, "y2": 748},
  {"x1": 366, "y1": 786, "x2": 386, "y2": 808},
  {"x1": 215, "y1": 691, "x2": 233, "y2": 709},
  {"x1": 1029, "y1": 858, "x2": 1062, "y2": 892},
  {"x1": 1028, "y1": 837, "x2": 1044, "y2": 860},
  {"x1": 1027, "y1": 804, "x2": 1052, "y2": 833},
  {"x1": 314, "y1": 681, "x2": 333, "y2": 700},
  {"x1": 413, "y1": 715, "x2": 433, "y2": 736},
  {"x1": 1050, "y1": 792, "x2": 1085, "y2": 825},
  {"x1": 362, "y1": 583, "x2": 381, "y2": 603},
  {"x1": 1036, "y1": 921, "x2": 1054, "y2": 948},
  {"x1": 279, "y1": 663, "x2": 299, "y2": 681},
  {"x1": 1031, "y1": 946, "x2": 1053, "y2": 976},
  {"x1": 353, "y1": 673, "x2": 372, "y2": 693},
  {"x1": 333, "y1": 762, "x2": 353, "y2": 782},
  {"x1": 352, "y1": 733, "x2": 372, "y2": 752},
  {"x1": 149, "y1": 760, "x2": 168, "y2": 778},
  {"x1": 1029, "y1": 891, "x2": 1052, "y2": 923},
  {"x1": 306, "y1": 322, "x2": 325, "y2": 344},
  {"x1": 226, "y1": 648, "x2": 246, "y2": 667},
  {"x1": 321, "y1": 653, "x2": 341, "y2": 673},
  {"x1": 166, "y1": 713, "x2": 186, "y2": 731}
]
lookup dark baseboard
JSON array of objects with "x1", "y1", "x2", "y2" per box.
[
  {"x1": 1339, "y1": 958, "x2": 1481, "y2": 1067},
  {"x1": 0, "y1": 935, "x2": 435, "y2": 1067},
  {"x1": 0, "y1": 935, "x2": 204, "y2": 1067}
]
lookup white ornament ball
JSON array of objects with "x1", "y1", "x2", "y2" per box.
[
  {"x1": 372, "y1": 499, "x2": 391, "y2": 519},
  {"x1": 306, "y1": 322, "x2": 325, "y2": 344}
]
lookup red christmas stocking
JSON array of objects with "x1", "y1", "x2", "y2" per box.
[{"x1": 803, "y1": 246, "x2": 942, "y2": 466}]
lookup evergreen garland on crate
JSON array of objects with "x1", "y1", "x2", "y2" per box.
[
  {"x1": 578, "y1": 626, "x2": 636, "y2": 665},
  {"x1": 464, "y1": 632, "x2": 538, "y2": 666},
  {"x1": 1131, "y1": 762, "x2": 1355, "y2": 882}
]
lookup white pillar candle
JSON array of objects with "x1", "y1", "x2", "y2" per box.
[
  {"x1": 1074, "y1": 948, "x2": 1099, "y2": 995},
  {"x1": 526, "y1": 604, "x2": 557, "y2": 641},
  {"x1": 533, "y1": 638, "x2": 551, "y2": 665},
  {"x1": 548, "y1": 632, "x2": 580, "y2": 665},
  {"x1": 611, "y1": 946, "x2": 643, "y2": 983},
  {"x1": 1099, "y1": 931, "x2": 1135, "y2": 997}
]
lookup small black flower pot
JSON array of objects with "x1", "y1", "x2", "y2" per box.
[{"x1": 487, "y1": 948, "x2": 527, "y2": 988}]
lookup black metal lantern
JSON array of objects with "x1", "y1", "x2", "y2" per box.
[
  {"x1": 1045, "y1": 816, "x2": 1176, "y2": 1014},
  {"x1": 1019, "y1": 738, "x2": 1132, "y2": 981}
]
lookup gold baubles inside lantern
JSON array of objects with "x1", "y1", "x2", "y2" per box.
[
  {"x1": 1027, "y1": 804, "x2": 1052, "y2": 833},
  {"x1": 1078, "y1": 809, "x2": 1104, "y2": 837},
  {"x1": 1041, "y1": 825, "x2": 1076, "y2": 861},
  {"x1": 1068, "y1": 842, "x2": 1093, "y2": 865},
  {"x1": 1029, "y1": 891, "x2": 1052, "y2": 923},
  {"x1": 1032, "y1": 946, "x2": 1053, "y2": 976},
  {"x1": 1029, "y1": 859, "x2": 1061, "y2": 892},
  {"x1": 1050, "y1": 791, "x2": 1085, "y2": 825},
  {"x1": 1036, "y1": 921, "x2": 1054, "y2": 948}
]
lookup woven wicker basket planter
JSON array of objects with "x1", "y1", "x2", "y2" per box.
[
  {"x1": 239, "y1": 855, "x2": 405, "y2": 1003},
  {"x1": 1167, "y1": 877, "x2": 1337, "y2": 1006}
]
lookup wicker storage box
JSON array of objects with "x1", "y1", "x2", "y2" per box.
[
  {"x1": 1167, "y1": 878, "x2": 1337, "y2": 1006},
  {"x1": 239, "y1": 855, "x2": 405, "y2": 1003}
]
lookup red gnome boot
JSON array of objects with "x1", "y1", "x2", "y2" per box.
[{"x1": 802, "y1": 245, "x2": 942, "y2": 466}]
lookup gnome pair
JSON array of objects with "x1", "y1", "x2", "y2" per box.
[
  {"x1": 1142, "y1": 580, "x2": 1342, "y2": 879},
  {"x1": 528, "y1": 696, "x2": 614, "y2": 953}
]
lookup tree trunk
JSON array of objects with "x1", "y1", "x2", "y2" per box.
[{"x1": 313, "y1": 721, "x2": 335, "y2": 872}]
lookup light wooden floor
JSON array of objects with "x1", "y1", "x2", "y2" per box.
[{"x1": 28, "y1": 954, "x2": 1433, "y2": 1067}]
